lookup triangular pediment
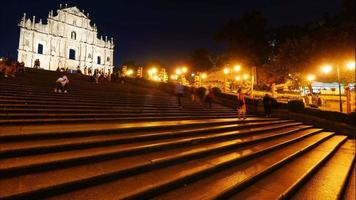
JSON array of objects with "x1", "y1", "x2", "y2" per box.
[{"x1": 61, "y1": 6, "x2": 87, "y2": 18}]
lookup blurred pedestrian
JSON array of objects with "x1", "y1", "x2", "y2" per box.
[
  {"x1": 175, "y1": 82, "x2": 184, "y2": 109},
  {"x1": 205, "y1": 86, "x2": 214, "y2": 109},
  {"x1": 236, "y1": 88, "x2": 246, "y2": 120},
  {"x1": 263, "y1": 93, "x2": 273, "y2": 117}
]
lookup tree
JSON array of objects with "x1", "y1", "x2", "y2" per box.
[
  {"x1": 189, "y1": 48, "x2": 226, "y2": 72},
  {"x1": 215, "y1": 11, "x2": 270, "y2": 67}
]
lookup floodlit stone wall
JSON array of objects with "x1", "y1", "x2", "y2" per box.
[{"x1": 17, "y1": 6, "x2": 114, "y2": 73}]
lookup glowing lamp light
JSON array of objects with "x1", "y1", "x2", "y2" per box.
[
  {"x1": 307, "y1": 74, "x2": 316, "y2": 82},
  {"x1": 346, "y1": 61, "x2": 355, "y2": 70},
  {"x1": 235, "y1": 76, "x2": 241, "y2": 81},
  {"x1": 126, "y1": 69, "x2": 133, "y2": 76},
  {"x1": 191, "y1": 73, "x2": 195, "y2": 77},
  {"x1": 234, "y1": 65, "x2": 241, "y2": 72},
  {"x1": 176, "y1": 68, "x2": 182, "y2": 75},
  {"x1": 170, "y1": 74, "x2": 178, "y2": 80},
  {"x1": 243, "y1": 74, "x2": 249, "y2": 80},
  {"x1": 223, "y1": 68, "x2": 230, "y2": 74},
  {"x1": 182, "y1": 67, "x2": 188, "y2": 73},
  {"x1": 148, "y1": 67, "x2": 157, "y2": 75},
  {"x1": 201, "y1": 73, "x2": 207, "y2": 79},
  {"x1": 321, "y1": 65, "x2": 332, "y2": 74},
  {"x1": 153, "y1": 75, "x2": 160, "y2": 81}
]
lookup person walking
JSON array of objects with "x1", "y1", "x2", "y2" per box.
[
  {"x1": 263, "y1": 93, "x2": 273, "y2": 117},
  {"x1": 175, "y1": 82, "x2": 184, "y2": 109},
  {"x1": 236, "y1": 88, "x2": 246, "y2": 120},
  {"x1": 190, "y1": 86, "x2": 197, "y2": 103},
  {"x1": 205, "y1": 86, "x2": 214, "y2": 109}
]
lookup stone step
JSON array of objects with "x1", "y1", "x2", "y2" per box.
[
  {"x1": 2, "y1": 117, "x2": 268, "y2": 140},
  {"x1": 0, "y1": 112, "x2": 239, "y2": 120},
  {"x1": 0, "y1": 120, "x2": 292, "y2": 157},
  {"x1": 0, "y1": 107, "x2": 235, "y2": 114},
  {"x1": 290, "y1": 139, "x2": 355, "y2": 200},
  {"x1": 0, "y1": 98, "x2": 205, "y2": 108},
  {"x1": 0, "y1": 89, "x2": 168, "y2": 99},
  {"x1": 343, "y1": 158, "x2": 356, "y2": 200},
  {"x1": 0, "y1": 95, "x2": 181, "y2": 105},
  {"x1": 228, "y1": 135, "x2": 347, "y2": 200},
  {"x1": 0, "y1": 122, "x2": 301, "y2": 175},
  {"x1": 0, "y1": 126, "x2": 320, "y2": 200},
  {"x1": 0, "y1": 114, "x2": 243, "y2": 125},
  {"x1": 43, "y1": 130, "x2": 330, "y2": 200}
]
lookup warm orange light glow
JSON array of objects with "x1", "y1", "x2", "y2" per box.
[
  {"x1": 148, "y1": 67, "x2": 157, "y2": 75},
  {"x1": 126, "y1": 69, "x2": 133, "y2": 76},
  {"x1": 243, "y1": 74, "x2": 249, "y2": 80},
  {"x1": 234, "y1": 65, "x2": 241, "y2": 72},
  {"x1": 176, "y1": 68, "x2": 182, "y2": 75},
  {"x1": 170, "y1": 74, "x2": 178, "y2": 80},
  {"x1": 321, "y1": 65, "x2": 332, "y2": 74},
  {"x1": 346, "y1": 61, "x2": 355, "y2": 70},
  {"x1": 235, "y1": 76, "x2": 241, "y2": 81},
  {"x1": 182, "y1": 67, "x2": 188, "y2": 73},
  {"x1": 201, "y1": 73, "x2": 207, "y2": 79},
  {"x1": 307, "y1": 74, "x2": 316, "y2": 81},
  {"x1": 223, "y1": 68, "x2": 230, "y2": 74}
]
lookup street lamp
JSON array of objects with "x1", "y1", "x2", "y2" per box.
[
  {"x1": 306, "y1": 74, "x2": 316, "y2": 82},
  {"x1": 243, "y1": 74, "x2": 249, "y2": 80},
  {"x1": 321, "y1": 62, "x2": 355, "y2": 112},
  {"x1": 346, "y1": 61, "x2": 355, "y2": 70},
  {"x1": 321, "y1": 65, "x2": 332, "y2": 74},
  {"x1": 223, "y1": 68, "x2": 230, "y2": 92},
  {"x1": 234, "y1": 65, "x2": 241, "y2": 72},
  {"x1": 126, "y1": 69, "x2": 133, "y2": 76},
  {"x1": 182, "y1": 66, "x2": 188, "y2": 73}
]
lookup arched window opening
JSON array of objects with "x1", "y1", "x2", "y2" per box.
[
  {"x1": 107, "y1": 57, "x2": 110, "y2": 62},
  {"x1": 71, "y1": 31, "x2": 76, "y2": 40},
  {"x1": 97, "y1": 56, "x2": 101, "y2": 64},
  {"x1": 69, "y1": 49, "x2": 76, "y2": 60},
  {"x1": 37, "y1": 44, "x2": 44, "y2": 54}
]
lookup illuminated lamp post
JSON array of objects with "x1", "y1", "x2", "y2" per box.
[
  {"x1": 223, "y1": 67, "x2": 230, "y2": 92},
  {"x1": 321, "y1": 62, "x2": 355, "y2": 112}
]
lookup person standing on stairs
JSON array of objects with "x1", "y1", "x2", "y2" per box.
[
  {"x1": 175, "y1": 82, "x2": 184, "y2": 109},
  {"x1": 263, "y1": 93, "x2": 273, "y2": 117},
  {"x1": 205, "y1": 86, "x2": 214, "y2": 109},
  {"x1": 236, "y1": 88, "x2": 246, "y2": 120}
]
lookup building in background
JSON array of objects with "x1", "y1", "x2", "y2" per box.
[{"x1": 17, "y1": 4, "x2": 115, "y2": 73}]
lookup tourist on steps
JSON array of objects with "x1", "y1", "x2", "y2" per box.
[
  {"x1": 175, "y1": 82, "x2": 184, "y2": 109},
  {"x1": 54, "y1": 75, "x2": 69, "y2": 93},
  {"x1": 263, "y1": 93, "x2": 273, "y2": 118},
  {"x1": 204, "y1": 86, "x2": 214, "y2": 109},
  {"x1": 236, "y1": 88, "x2": 246, "y2": 120}
]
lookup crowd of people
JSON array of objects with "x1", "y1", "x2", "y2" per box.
[
  {"x1": 2, "y1": 58, "x2": 277, "y2": 119},
  {"x1": 176, "y1": 83, "x2": 277, "y2": 120},
  {"x1": 0, "y1": 57, "x2": 25, "y2": 78}
]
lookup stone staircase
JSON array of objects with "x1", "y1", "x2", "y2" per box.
[{"x1": 0, "y1": 69, "x2": 354, "y2": 200}]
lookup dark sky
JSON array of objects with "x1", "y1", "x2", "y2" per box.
[{"x1": 0, "y1": 0, "x2": 342, "y2": 67}]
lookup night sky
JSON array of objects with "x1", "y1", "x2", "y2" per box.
[{"x1": 0, "y1": 0, "x2": 342, "y2": 67}]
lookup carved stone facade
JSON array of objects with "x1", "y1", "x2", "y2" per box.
[{"x1": 17, "y1": 5, "x2": 114, "y2": 72}]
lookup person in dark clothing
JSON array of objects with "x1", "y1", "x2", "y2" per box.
[
  {"x1": 263, "y1": 94, "x2": 273, "y2": 117},
  {"x1": 205, "y1": 86, "x2": 214, "y2": 109}
]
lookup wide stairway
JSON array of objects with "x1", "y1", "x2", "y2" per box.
[{"x1": 0, "y1": 69, "x2": 354, "y2": 200}]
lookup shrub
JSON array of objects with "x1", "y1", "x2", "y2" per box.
[
  {"x1": 288, "y1": 100, "x2": 305, "y2": 112},
  {"x1": 348, "y1": 112, "x2": 356, "y2": 125}
]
